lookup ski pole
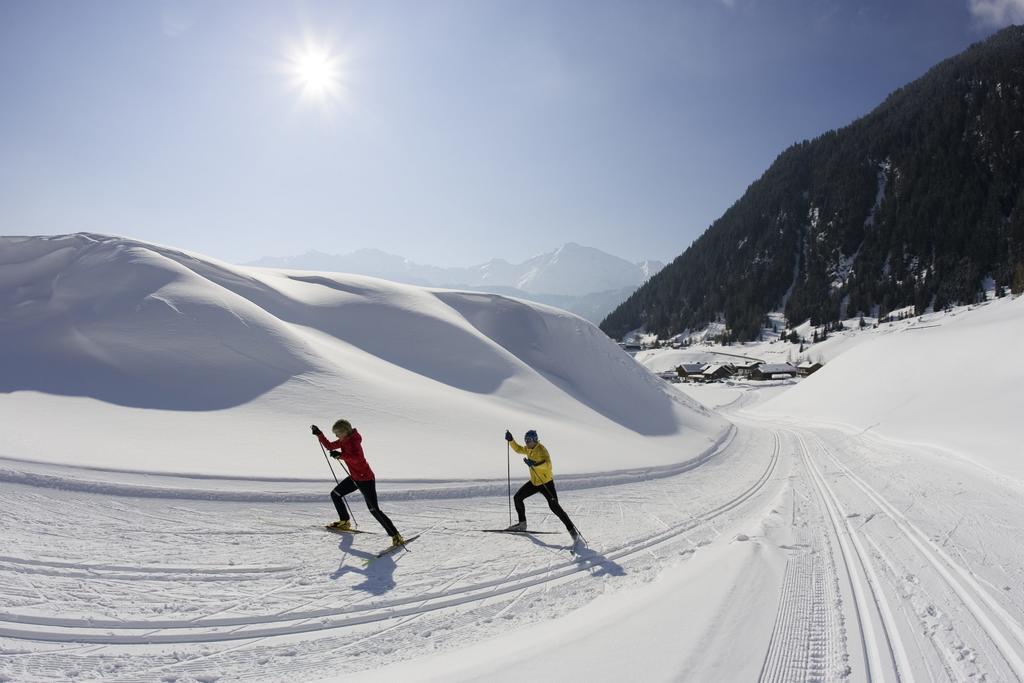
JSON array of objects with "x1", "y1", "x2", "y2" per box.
[
  {"x1": 319, "y1": 441, "x2": 340, "y2": 484},
  {"x1": 507, "y1": 439, "x2": 512, "y2": 527},
  {"x1": 318, "y1": 441, "x2": 358, "y2": 526}
]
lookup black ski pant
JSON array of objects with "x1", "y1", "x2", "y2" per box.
[
  {"x1": 513, "y1": 480, "x2": 575, "y2": 533},
  {"x1": 331, "y1": 477, "x2": 399, "y2": 537}
]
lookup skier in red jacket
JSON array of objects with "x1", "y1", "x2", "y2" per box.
[{"x1": 312, "y1": 419, "x2": 404, "y2": 547}]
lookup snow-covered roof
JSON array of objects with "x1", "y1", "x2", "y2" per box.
[
  {"x1": 679, "y1": 363, "x2": 707, "y2": 373},
  {"x1": 756, "y1": 363, "x2": 797, "y2": 374}
]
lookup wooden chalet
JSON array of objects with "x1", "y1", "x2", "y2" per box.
[
  {"x1": 701, "y1": 364, "x2": 736, "y2": 382},
  {"x1": 797, "y1": 361, "x2": 823, "y2": 377},
  {"x1": 676, "y1": 363, "x2": 708, "y2": 381},
  {"x1": 750, "y1": 363, "x2": 798, "y2": 380},
  {"x1": 732, "y1": 360, "x2": 760, "y2": 377}
]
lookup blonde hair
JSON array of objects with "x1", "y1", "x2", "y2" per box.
[{"x1": 332, "y1": 419, "x2": 353, "y2": 434}]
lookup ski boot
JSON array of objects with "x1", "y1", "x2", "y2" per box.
[
  {"x1": 390, "y1": 533, "x2": 406, "y2": 548},
  {"x1": 505, "y1": 521, "x2": 527, "y2": 532},
  {"x1": 327, "y1": 520, "x2": 352, "y2": 531}
]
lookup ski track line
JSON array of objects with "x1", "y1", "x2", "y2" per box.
[
  {"x1": 760, "y1": 553, "x2": 828, "y2": 683},
  {"x1": 180, "y1": 577, "x2": 306, "y2": 627},
  {"x1": 758, "y1": 452, "x2": 846, "y2": 683},
  {"x1": 179, "y1": 571, "x2": 540, "y2": 683},
  {"x1": 793, "y1": 428, "x2": 910, "y2": 683},
  {"x1": 758, "y1": 557, "x2": 796, "y2": 682},
  {"x1": 0, "y1": 554, "x2": 297, "y2": 576},
  {"x1": 0, "y1": 433, "x2": 781, "y2": 646},
  {"x1": 806, "y1": 429, "x2": 1024, "y2": 679},
  {"x1": 0, "y1": 424, "x2": 738, "y2": 504},
  {"x1": 859, "y1": 532, "x2": 953, "y2": 683},
  {"x1": 797, "y1": 431, "x2": 883, "y2": 682},
  {"x1": 490, "y1": 585, "x2": 531, "y2": 620},
  {"x1": 140, "y1": 572, "x2": 452, "y2": 681},
  {"x1": 267, "y1": 525, "x2": 461, "y2": 622}
]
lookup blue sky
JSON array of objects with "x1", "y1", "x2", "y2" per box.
[{"x1": 1, "y1": 1, "x2": 1021, "y2": 267}]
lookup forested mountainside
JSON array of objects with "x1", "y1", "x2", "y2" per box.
[{"x1": 601, "y1": 25, "x2": 1024, "y2": 342}]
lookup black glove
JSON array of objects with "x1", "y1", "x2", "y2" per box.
[
  {"x1": 505, "y1": 430, "x2": 514, "y2": 442},
  {"x1": 311, "y1": 425, "x2": 322, "y2": 436},
  {"x1": 329, "y1": 450, "x2": 341, "y2": 459},
  {"x1": 523, "y1": 458, "x2": 539, "y2": 467}
]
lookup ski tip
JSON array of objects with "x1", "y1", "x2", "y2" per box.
[{"x1": 372, "y1": 534, "x2": 420, "y2": 558}]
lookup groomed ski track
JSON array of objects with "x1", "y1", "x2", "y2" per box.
[{"x1": 3, "y1": 387, "x2": 1024, "y2": 682}]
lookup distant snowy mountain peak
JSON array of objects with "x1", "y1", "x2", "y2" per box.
[
  {"x1": 247, "y1": 242, "x2": 664, "y2": 322},
  {"x1": 513, "y1": 242, "x2": 658, "y2": 296}
]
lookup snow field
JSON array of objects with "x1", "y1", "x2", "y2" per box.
[
  {"x1": 0, "y1": 420, "x2": 780, "y2": 682},
  {"x1": 4, "y1": 385, "x2": 1024, "y2": 681},
  {"x1": 4, "y1": 234, "x2": 1024, "y2": 681}
]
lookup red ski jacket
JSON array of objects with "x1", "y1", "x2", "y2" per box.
[{"x1": 318, "y1": 429, "x2": 375, "y2": 481}]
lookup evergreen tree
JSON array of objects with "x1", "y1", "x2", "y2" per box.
[{"x1": 600, "y1": 26, "x2": 1024, "y2": 341}]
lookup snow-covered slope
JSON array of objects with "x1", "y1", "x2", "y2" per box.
[
  {"x1": 0, "y1": 233, "x2": 723, "y2": 479},
  {"x1": 632, "y1": 296, "x2": 1023, "y2": 482},
  {"x1": 753, "y1": 296, "x2": 1024, "y2": 482}
]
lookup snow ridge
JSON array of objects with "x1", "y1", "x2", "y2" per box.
[{"x1": 0, "y1": 233, "x2": 724, "y2": 479}]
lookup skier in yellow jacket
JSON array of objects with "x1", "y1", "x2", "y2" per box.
[{"x1": 505, "y1": 429, "x2": 579, "y2": 541}]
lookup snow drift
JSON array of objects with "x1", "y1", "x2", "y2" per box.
[
  {"x1": 0, "y1": 233, "x2": 726, "y2": 479},
  {"x1": 754, "y1": 296, "x2": 1024, "y2": 482}
]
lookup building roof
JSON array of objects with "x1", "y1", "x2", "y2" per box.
[
  {"x1": 679, "y1": 363, "x2": 707, "y2": 374},
  {"x1": 756, "y1": 363, "x2": 797, "y2": 374}
]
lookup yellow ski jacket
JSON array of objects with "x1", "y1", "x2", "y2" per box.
[{"x1": 509, "y1": 439, "x2": 554, "y2": 485}]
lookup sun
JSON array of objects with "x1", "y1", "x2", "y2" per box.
[
  {"x1": 296, "y1": 50, "x2": 334, "y2": 92},
  {"x1": 287, "y1": 42, "x2": 344, "y2": 102}
]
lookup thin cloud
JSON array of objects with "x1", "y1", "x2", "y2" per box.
[{"x1": 967, "y1": 0, "x2": 1024, "y2": 27}]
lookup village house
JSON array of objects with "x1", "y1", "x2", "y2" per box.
[
  {"x1": 701, "y1": 364, "x2": 736, "y2": 382},
  {"x1": 732, "y1": 360, "x2": 760, "y2": 377},
  {"x1": 797, "y1": 361, "x2": 823, "y2": 376},
  {"x1": 750, "y1": 363, "x2": 798, "y2": 380},
  {"x1": 676, "y1": 363, "x2": 708, "y2": 382}
]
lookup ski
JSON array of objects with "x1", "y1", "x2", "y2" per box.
[
  {"x1": 323, "y1": 526, "x2": 374, "y2": 534},
  {"x1": 372, "y1": 534, "x2": 420, "y2": 559},
  {"x1": 480, "y1": 529, "x2": 561, "y2": 535}
]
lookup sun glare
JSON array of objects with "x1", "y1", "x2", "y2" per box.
[{"x1": 287, "y1": 42, "x2": 344, "y2": 102}]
